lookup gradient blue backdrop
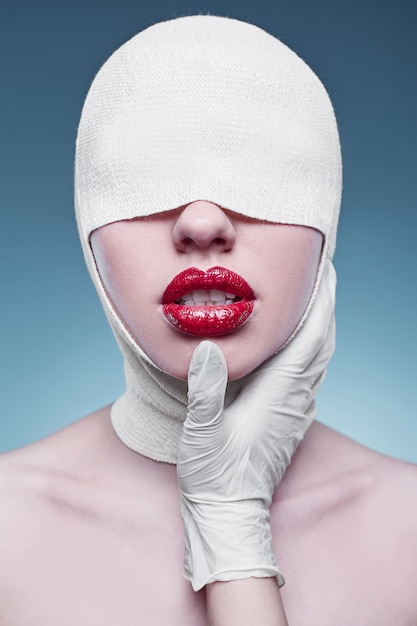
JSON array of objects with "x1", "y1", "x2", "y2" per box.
[{"x1": 1, "y1": 0, "x2": 416, "y2": 461}]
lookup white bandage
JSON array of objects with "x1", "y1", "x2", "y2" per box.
[{"x1": 74, "y1": 15, "x2": 342, "y2": 463}]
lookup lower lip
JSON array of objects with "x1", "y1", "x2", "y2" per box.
[{"x1": 162, "y1": 300, "x2": 254, "y2": 336}]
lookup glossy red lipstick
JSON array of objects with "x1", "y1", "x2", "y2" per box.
[{"x1": 162, "y1": 266, "x2": 255, "y2": 336}]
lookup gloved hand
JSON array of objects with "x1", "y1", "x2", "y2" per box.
[{"x1": 177, "y1": 260, "x2": 336, "y2": 591}]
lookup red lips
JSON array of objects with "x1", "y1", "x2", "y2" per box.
[{"x1": 162, "y1": 266, "x2": 255, "y2": 336}]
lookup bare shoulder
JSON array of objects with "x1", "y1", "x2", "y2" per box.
[
  {"x1": 276, "y1": 427, "x2": 417, "y2": 623},
  {"x1": 338, "y1": 449, "x2": 417, "y2": 609},
  {"x1": 0, "y1": 413, "x2": 201, "y2": 626},
  {"x1": 0, "y1": 403, "x2": 179, "y2": 542},
  {"x1": 0, "y1": 405, "x2": 123, "y2": 587},
  {"x1": 363, "y1": 454, "x2": 417, "y2": 609},
  {"x1": 0, "y1": 406, "x2": 112, "y2": 535},
  {"x1": 0, "y1": 443, "x2": 48, "y2": 512},
  {"x1": 335, "y1": 440, "x2": 417, "y2": 553},
  {"x1": 0, "y1": 444, "x2": 52, "y2": 577},
  {"x1": 371, "y1": 454, "x2": 417, "y2": 532},
  {"x1": 0, "y1": 405, "x2": 109, "y2": 480}
]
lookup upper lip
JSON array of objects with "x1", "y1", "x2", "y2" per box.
[{"x1": 162, "y1": 266, "x2": 255, "y2": 304}]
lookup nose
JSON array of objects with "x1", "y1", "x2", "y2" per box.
[{"x1": 172, "y1": 201, "x2": 236, "y2": 253}]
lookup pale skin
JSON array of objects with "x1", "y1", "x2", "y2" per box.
[
  {"x1": 1, "y1": 202, "x2": 417, "y2": 624},
  {"x1": 206, "y1": 578, "x2": 287, "y2": 626},
  {"x1": 2, "y1": 413, "x2": 417, "y2": 624},
  {"x1": 90, "y1": 201, "x2": 323, "y2": 381},
  {"x1": 92, "y1": 201, "x2": 318, "y2": 625}
]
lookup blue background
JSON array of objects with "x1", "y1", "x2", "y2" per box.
[{"x1": 1, "y1": 0, "x2": 416, "y2": 460}]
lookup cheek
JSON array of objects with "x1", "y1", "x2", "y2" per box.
[
  {"x1": 90, "y1": 222, "x2": 162, "y2": 319},
  {"x1": 281, "y1": 254, "x2": 321, "y2": 323},
  {"x1": 89, "y1": 220, "x2": 324, "y2": 381},
  {"x1": 254, "y1": 228, "x2": 323, "y2": 350}
]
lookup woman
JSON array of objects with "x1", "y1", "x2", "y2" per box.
[{"x1": 1, "y1": 15, "x2": 416, "y2": 625}]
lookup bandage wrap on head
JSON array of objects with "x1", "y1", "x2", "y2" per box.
[{"x1": 74, "y1": 15, "x2": 342, "y2": 464}]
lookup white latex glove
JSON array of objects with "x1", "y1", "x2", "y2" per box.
[{"x1": 177, "y1": 260, "x2": 336, "y2": 591}]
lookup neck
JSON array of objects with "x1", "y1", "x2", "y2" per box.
[{"x1": 111, "y1": 341, "x2": 248, "y2": 463}]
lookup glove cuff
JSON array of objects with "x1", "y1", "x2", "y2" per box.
[{"x1": 180, "y1": 496, "x2": 285, "y2": 591}]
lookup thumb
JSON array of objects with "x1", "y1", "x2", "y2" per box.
[{"x1": 186, "y1": 341, "x2": 228, "y2": 429}]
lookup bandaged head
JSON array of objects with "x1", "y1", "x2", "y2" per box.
[{"x1": 75, "y1": 15, "x2": 342, "y2": 463}]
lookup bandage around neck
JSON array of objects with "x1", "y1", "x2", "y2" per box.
[{"x1": 74, "y1": 15, "x2": 342, "y2": 464}]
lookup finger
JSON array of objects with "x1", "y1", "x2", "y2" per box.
[{"x1": 186, "y1": 341, "x2": 228, "y2": 428}]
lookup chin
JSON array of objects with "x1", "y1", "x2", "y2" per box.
[
  {"x1": 220, "y1": 342, "x2": 279, "y2": 381},
  {"x1": 159, "y1": 358, "x2": 261, "y2": 383},
  {"x1": 150, "y1": 335, "x2": 279, "y2": 383}
]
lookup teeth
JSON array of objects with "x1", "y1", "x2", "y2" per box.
[
  {"x1": 210, "y1": 289, "x2": 228, "y2": 302},
  {"x1": 193, "y1": 289, "x2": 207, "y2": 302},
  {"x1": 177, "y1": 289, "x2": 238, "y2": 306}
]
